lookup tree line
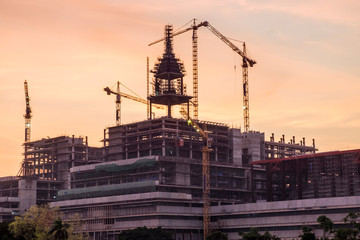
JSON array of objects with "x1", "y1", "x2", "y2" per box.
[{"x1": 1, "y1": 206, "x2": 360, "y2": 240}]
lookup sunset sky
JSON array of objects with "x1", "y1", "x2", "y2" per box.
[{"x1": 1, "y1": 0, "x2": 359, "y2": 177}]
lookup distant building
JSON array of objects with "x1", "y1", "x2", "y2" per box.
[{"x1": 252, "y1": 149, "x2": 360, "y2": 201}]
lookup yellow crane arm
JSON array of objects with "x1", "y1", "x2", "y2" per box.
[
  {"x1": 148, "y1": 20, "x2": 256, "y2": 67},
  {"x1": 148, "y1": 22, "x2": 207, "y2": 46},
  {"x1": 202, "y1": 21, "x2": 256, "y2": 67},
  {"x1": 179, "y1": 108, "x2": 207, "y2": 139},
  {"x1": 104, "y1": 87, "x2": 164, "y2": 110}
]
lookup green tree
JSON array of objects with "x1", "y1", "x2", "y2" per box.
[
  {"x1": 339, "y1": 212, "x2": 360, "y2": 239},
  {"x1": 206, "y1": 231, "x2": 228, "y2": 240},
  {"x1": 334, "y1": 228, "x2": 357, "y2": 240},
  {"x1": 343, "y1": 212, "x2": 360, "y2": 231},
  {"x1": 49, "y1": 218, "x2": 70, "y2": 240},
  {"x1": 9, "y1": 204, "x2": 57, "y2": 240},
  {"x1": 9, "y1": 204, "x2": 86, "y2": 240},
  {"x1": 298, "y1": 227, "x2": 316, "y2": 240},
  {"x1": 262, "y1": 231, "x2": 280, "y2": 240},
  {"x1": 239, "y1": 228, "x2": 280, "y2": 240},
  {"x1": 0, "y1": 222, "x2": 22, "y2": 240},
  {"x1": 317, "y1": 215, "x2": 333, "y2": 240},
  {"x1": 118, "y1": 226, "x2": 173, "y2": 240}
]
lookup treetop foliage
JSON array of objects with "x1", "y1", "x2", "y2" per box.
[{"x1": 8, "y1": 204, "x2": 86, "y2": 240}]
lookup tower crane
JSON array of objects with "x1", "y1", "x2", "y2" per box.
[
  {"x1": 24, "y1": 80, "x2": 32, "y2": 142},
  {"x1": 149, "y1": 19, "x2": 256, "y2": 132},
  {"x1": 179, "y1": 107, "x2": 211, "y2": 240},
  {"x1": 104, "y1": 81, "x2": 164, "y2": 125},
  {"x1": 18, "y1": 80, "x2": 32, "y2": 177}
]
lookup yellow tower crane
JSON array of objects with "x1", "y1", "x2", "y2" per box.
[
  {"x1": 179, "y1": 108, "x2": 211, "y2": 240},
  {"x1": 149, "y1": 19, "x2": 256, "y2": 131},
  {"x1": 104, "y1": 81, "x2": 164, "y2": 125}
]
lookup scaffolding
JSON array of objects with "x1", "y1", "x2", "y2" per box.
[{"x1": 265, "y1": 133, "x2": 316, "y2": 159}]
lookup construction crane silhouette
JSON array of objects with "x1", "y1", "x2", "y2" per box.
[
  {"x1": 179, "y1": 108, "x2": 211, "y2": 239},
  {"x1": 104, "y1": 81, "x2": 164, "y2": 125},
  {"x1": 149, "y1": 19, "x2": 256, "y2": 132},
  {"x1": 18, "y1": 80, "x2": 32, "y2": 177},
  {"x1": 24, "y1": 80, "x2": 32, "y2": 142}
]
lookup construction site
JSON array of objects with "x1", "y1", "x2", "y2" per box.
[{"x1": 0, "y1": 20, "x2": 359, "y2": 240}]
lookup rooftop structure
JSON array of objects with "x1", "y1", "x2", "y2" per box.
[
  {"x1": 148, "y1": 25, "x2": 192, "y2": 118},
  {"x1": 265, "y1": 133, "x2": 316, "y2": 159}
]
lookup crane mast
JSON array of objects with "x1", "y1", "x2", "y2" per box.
[
  {"x1": 19, "y1": 80, "x2": 33, "y2": 177},
  {"x1": 180, "y1": 108, "x2": 211, "y2": 240},
  {"x1": 116, "y1": 82, "x2": 121, "y2": 125},
  {"x1": 147, "y1": 57, "x2": 150, "y2": 119},
  {"x1": 192, "y1": 20, "x2": 199, "y2": 120},
  {"x1": 242, "y1": 43, "x2": 250, "y2": 132},
  {"x1": 24, "y1": 80, "x2": 32, "y2": 142}
]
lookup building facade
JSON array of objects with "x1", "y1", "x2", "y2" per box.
[{"x1": 0, "y1": 135, "x2": 102, "y2": 221}]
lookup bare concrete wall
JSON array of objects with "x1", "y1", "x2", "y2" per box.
[{"x1": 18, "y1": 178, "x2": 36, "y2": 214}]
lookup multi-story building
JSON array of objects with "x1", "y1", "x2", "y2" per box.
[
  {"x1": 0, "y1": 135, "x2": 102, "y2": 222},
  {"x1": 51, "y1": 114, "x2": 319, "y2": 240},
  {"x1": 252, "y1": 149, "x2": 360, "y2": 201}
]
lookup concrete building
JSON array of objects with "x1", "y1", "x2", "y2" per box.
[
  {"x1": 252, "y1": 149, "x2": 360, "y2": 201},
  {"x1": 49, "y1": 116, "x2": 319, "y2": 239},
  {"x1": 51, "y1": 149, "x2": 360, "y2": 240},
  {"x1": 0, "y1": 135, "x2": 102, "y2": 221},
  {"x1": 212, "y1": 195, "x2": 360, "y2": 240}
]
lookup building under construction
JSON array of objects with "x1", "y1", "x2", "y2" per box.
[
  {"x1": 0, "y1": 135, "x2": 102, "y2": 222},
  {"x1": 2, "y1": 22, "x2": 359, "y2": 240},
  {"x1": 50, "y1": 25, "x2": 319, "y2": 240}
]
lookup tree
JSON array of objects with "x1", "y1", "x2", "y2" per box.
[
  {"x1": 334, "y1": 228, "x2": 357, "y2": 240},
  {"x1": 9, "y1": 204, "x2": 57, "y2": 240},
  {"x1": 339, "y1": 212, "x2": 360, "y2": 239},
  {"x1": 206, "y1": 231, "x2": 228, "y2": 240},
  {"x1": 239, "y1": 228, "x2": 280, "y2": 240},
  {"x1": 0, "y1": 222, "x2": 22, "y2": 240},
  {"x1": 298, "y1": 227, "x2": 316, "y2": 240},
  {"x1": 49, "y1": 218, "x2": 70, "y2": 240},
  {"x1": 317, "y1": 215, "x2": 333, "y2": 240},
  {"x1": 9, "y1": 204, "x2": 86, "y2": 240},
  {"x1": 262, "y1": 231, "x2": 280, "y2": 240},
  {"x1": 343, "y1": 212, "x2": 360, "y2": 230},
  {"x1": 118, "y1": 226, "x2": 173, "y2": 240}
]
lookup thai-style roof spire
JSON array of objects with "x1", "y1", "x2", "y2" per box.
[{"x1": 153, "y1": 25, "x2": 186, "y2": 80}]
